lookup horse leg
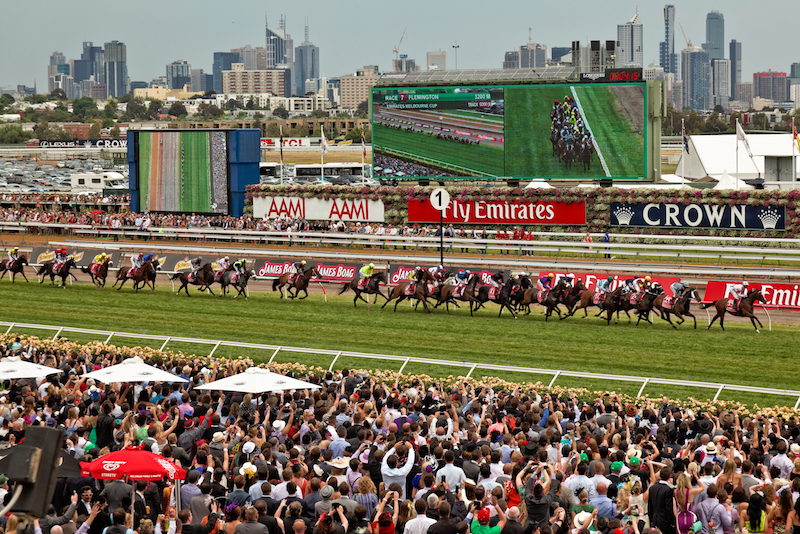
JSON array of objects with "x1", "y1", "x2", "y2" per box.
[
  {"x1": 707, "y1": 311, "x2": 721, "y2": 329},
  {"x1": 380, "y1": 293, "x2": 393, "y2": 308},
  {"x1": 117, "y1": 278, "x2": 127, "y2": 290},
  {"x1": 206, "y1": 285, "x2": 216, "y2": 296},
  {"x1": 393, "y1": 296, "x2": 405, "y2": 311},
  {"x1": 300, "y1": 288, "x2": 309, "y2": 299}
]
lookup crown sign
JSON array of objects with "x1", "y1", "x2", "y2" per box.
[
  {"x1": 613, "y1": 206, "x2": 635, "y2": 225},
  {"x1": 757, "y1": 208, "x2": 781, "y2": 230}
]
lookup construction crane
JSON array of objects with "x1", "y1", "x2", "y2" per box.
[
  {"x1": 393, "y1": 28, "x2": 407, "y2": 68},
  {"x1": 679, "y1": 23, "x2": 692, "y2": 47}
]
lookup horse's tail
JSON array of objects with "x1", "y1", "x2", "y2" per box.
[
  {"x1": 272, "y1": 278, "x2": 280, "y2": 291},
  {"x1": 701, "y1": 301, "x2": 716, "y2": 309},
  {"x1": 169, "y1": 272, "x2": 182, "y2": 281},
  {"x1": 338, "y1": 282, "x2": 351, "y2": 295},
  {"x1": 81, "y1": 266, "x2": 89, "y2": 273}
]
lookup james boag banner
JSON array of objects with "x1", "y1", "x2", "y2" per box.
[
  {"x1": 407, "y1": 198, "x2": 586, "y2": 225},
  {"x1": 703, "y1": 281, "x2": 800, "y2": 310},
  {"x1": 254, "y1": 259, "x2": 361, "y2": 283},
  {"x1": 537, "y1": 271, "x2": 679, "y2": 292}
]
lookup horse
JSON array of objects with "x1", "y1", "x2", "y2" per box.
[
  {"x1": 220, "y1": 268, "x2": 256, "y2": 299},
  {"x1": 598, "y1": 287, "x2": 634, "y2": 325},
  {"x1": 539, "y1": 280, "x2": 569, "y2": 321},
  {"x1": 170, "y1": 263, "x2": 216, "y2": 296},
  {"x1": 475, "y1": 276, "x2": 519, "y2": 318},
  {"x1": 0, "y1": 256, "x2": 29, "y2": 283},
  {"x1": 340, "y1": 271, "x2": 389, "y2": 307},
  {"x1": 37, "y1": 257, "x2": 77, "y2": 288},
  {"x1": 432, "y1": 274, "x2": 474, "y2": 313},
  {"x1": 550, "y1": 128, "x2": 561, "y2": 157},
  {"x1": 580, "y1": 140, "x2": 593, "y2": 171},
  {"x1": 560, "y1": 279, "x2": 586, "y2": 314},
  {"x1": 634, "y1": 285, "x2": 665, "y2": 326},
  {"x1": 703, "y1": 288, "x2": 767, "y2": 333},
  {"x1": 133, "y1": 259, "x2": 162, "y2": 291},
  {"x1": 562, "y1": 141, "x2": 576, "y2": 170},
  {"x1": 113, "y1": 260, "x2": 156, "y2": 292},
  {"x1": 272, "y1": 266, "x2": 320, "y2": 299},
  {"x1": 382, "y1": 269, "x2": 435, "y2": 313},
  {"x1": 81, "y1": 259, "x2": 112, "y2": 288},
  {"x1": 512, "y1": 275, "x2": 540, "y2": 314},
  {"x1": 653, "y1": 287, "x2": 703, "y2": 329}
]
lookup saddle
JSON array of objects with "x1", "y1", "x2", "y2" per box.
[
  {"x1": 91, "y1": 263, "x2": 101, "y2": 276},
  {"x1": 629, "y1": 293, "x2": 641, "y2": 306},
  {"x1": 593, "y1": 292, "x2": 604, "y2": 305},
  {"x1": 537, "y1": 290, "x2": 550, "y2": 304},
  {"x1": 726, "y1": 299, "x2": 739, "y2": 312},
  {"x1": 662, "y1": 296, "x2": 674, "y2": 310},
  {"x1": 5, "y1": 260, "x2": 13, "y2": 269},
  {"x1": 357, "y1": 278, "x2": 367, "y2": 290},
  {"x1": 453, "y1": 285, "x2": 464, "y2": 298},
  {"x1": 231, "y1": 273, "x2": 240, "y2": 284},
  {"x1": 488, "y1": 287, "x2": 500, "y2": 300},
  {"x1": 127, "y1": 267, "x2": 137, "y2": 277},
  {"x1": 52, "y1": 263, "x2": 61, "y2": 274},
  {"x1": 404, "y1": 284, "x2": 416, "y2": 296},
  {"x1": 289, "y1": 273, "x2": 297, "y2": 284},
  {"x1": 188, "y1": 272, "x2": 196, "y2": 283}
]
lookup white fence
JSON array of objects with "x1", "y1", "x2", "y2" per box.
[{"x1": 2, "y1": 321, "x2": 799, "y2": 407}]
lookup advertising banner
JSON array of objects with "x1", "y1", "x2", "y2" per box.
[
  {"x1": 610, "y1": 202, "x2": 786, "y2": 231},
  {"x1": 535, "y1": 270, "x2": 679, "y2": 292},
  {"x1": 38, "y1": 140, "x2": 128, "y2": 149},
  {"x1": 260, "y1": 138, "x2": 311, "y2": 149},
  {"x1": 253, "y1": 259, "x2": 361, "y2": 283},
  {"x1": 407, "y1": 199, "x2": 586, "y2": 225},
  {"x1": 253, "y1": 196, "x2": 385, "y2": 222},
  {"x1": 703, "y1": 281, "x2": 800, "y2": 309}
]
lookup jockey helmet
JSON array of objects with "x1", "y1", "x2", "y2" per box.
[
  {"x1": 224, "y1": 256, "x2": 229, "y2": 261},
  {"x1": 548, "y1": 273, "x2": 554, "y2": 278},
  {"x1": 438, "y1": 264, "x2": 443, "y2": 270},
  {"x1": 12, "y1": 247, "x2": 18, "y2": 252},
  {"x1": 139, "y1": 253, "x2": 143, "y2": 258},
  {"x1": 368, "y1": 263, "x2": 374, "y2": 268},
  {"x1": 498, "y1": 270, "x2": 504, "y2": 274},
  {"x1": 607, "y1": 276, "x2": 613, "y2": 282},
  {"x1": 466, "y1": 270, "x2": 471, "y2": 275},
  {"x1": 301, "y1": 260, "x2": 306, "y2": 265},
  {"x1": 645, "y1": 276, "x2": 651, "y2": 282},
  {"x1": 742, "y1": 281, "x2": 749, "y2": 287},
  {"x1": 197, "y1": 256, "x2": 202, "y2": 261}
]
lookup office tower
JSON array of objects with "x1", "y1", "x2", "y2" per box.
[
  {"x1": 221, "y1": 64, "x2": 287, "y2": 96},
  {"x1": 190, "y1": 70, "x2": 212, "y2": 93},
  {"x1": 70, "y1": 60, "x2": 92, "y2": 84},
  {"x1": 166, "y1": 60, "x2": 191, "y2": 90},
  {"x1": 551, "y1": 47, "x2": 571, "y2": 62},
  {"x1": 213, "y1": 52, "x2": 240, "y2": 93},
  {"x1": 295, "y1": 22, "x2": 320, "y2": 96},
  {"x1": 49, "y1": 74, "x2": 74, "y2": 99},
  {"x1": 682, "y1": 45, "x2": 710, "y2": 110},
  {"x1": 503, "y1": 44, "x2": 546, "y2": 69},
  {"x1": 729, "y1": 40, "x2": 742, "y2": 98},
  {"x1": 753, "y1": 71, "x2": 789, "y2": 102},
  {"x1": 711, "y1": 59, "x2": 730, "y2": 109},
  {"x1": 103, "y1": 41, "x2": 128, "y2": 98},
  {"x1": 266, "y1": 15, "x2": 293, "y2": 69},
  {"x1": 617, "y1": 11, "x2": 643, "y2": 68},
  {"x1": 659, "y1": 5, "x2": 677, "y2": 75},
  {"x1": 571, "y1": 41, "x2": 618, "y2": 74},
  {"x1": 503, "y1": 51, "x2": 520, "y2": 69},
  {"x1": 81, "y1": 42, "x2": 104, "y2": 84},
  {"x1": 47, "y1": 51, "x2": 67, "y2": 93},
  {"x1": 702, "y1": 11, "x2": 724, "y2": 61},
  {"x1": 426, "y1": 51, "x2": 446, "y2": 71},
  {"x1": 734, "y1": 82, "x2": 753, "y2": 107}
]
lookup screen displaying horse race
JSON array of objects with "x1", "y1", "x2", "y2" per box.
[
  {"x1": 136, "y1": 131, "x2": 230, "y2": 214},
  {"x1": 371, "y1": 83, "x2": 646, "y2": 180}
]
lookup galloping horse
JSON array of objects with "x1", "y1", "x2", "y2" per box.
[
  {"x1": 220, "y1": 268, "x2": 256, "y2": 299},
  {"x1": 37, "y1": 257, "x2": 77, "y2": 288},
  {"x1": 580, "y1": 140, "x2": 593, "y2": 171},
  {"x1": 560, "y1": 279, "x2": 586, "y2": 314},
  {"x1": 703, "y1": 288, "x2": 767, "y2": 333},
  {"x1": 475, "y1": 276, "x2": 519, "y2": 318},
  {"x1": 170, "y1": 263, "x2": 216, "y2": 296},
  {"x1": 272, "y1": 266, "x2": 320, "y2": 299},
  {"x1": 540, "y1": 280, "x2": 569, "y2": 321},
  {"x1": 81, "y1": 259, "x2": 112, "y2": 288},
  {"x1": 340, "y1": 271, "x2": 389, "y2": 307},
  {"x1": 133, "y1": 259, "x2": 162, "y2": 291},
  {"x1": 434, "y1": 274, "x2": 479, "y2": 313},
  {"x1": 382, "y1": 269, "x2": 435, "y2": 313},
  {"x1": 563, "y1": 281, "x2": 608, "y2": 320},
  {"x1": 113, "y1": 260, "x2": 156, "y2": 292},
  {"x1": 653, "y1": 286, "x2": 703, "y2": 329},
  {"x1": 0, "y1": 256, "x2": 29, "y2": 283},
  {"x1": 512, "y1": 275, "x2": 539, "y2": 314},
  {"x1": 634, "y1": 285, "x2": 664, "y2": 326}
]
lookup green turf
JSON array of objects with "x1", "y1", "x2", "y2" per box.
[
  {"x1": 2, "y1": 280, "x2": 799, "y2": 408},
  {"x1": 437, "y1": 110, "x2": 505, "y2": 124},
  {"x1": 504, "y1": 85, "x2": 643, "y2": 179},
  {"x1": 573, "y1": 85, "x2": 645, "y2": 178},
  {"x1": 373, "y1": 124, "x2": 505, "y2": 176}
]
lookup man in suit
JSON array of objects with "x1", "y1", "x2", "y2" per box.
[
  {"x1": 99, "y1": 478, "x2": 132, "y2": 514},
  {"x1": 77, "y1": 486, "x2": 95, "y2": 519},
  {"x1": 648, "y1": 466, "x2": 676, "y2": 534},
  {"x1": 233, "y1": 507, "x2": 268, "y2": 534},
  {"x1": 133, "y1": 482, "x2": 148, "y2": 530},
  {"x1": 177, "y1": 504, "x2": 220, "y2": 534}
]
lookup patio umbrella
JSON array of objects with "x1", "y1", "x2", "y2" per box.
[
  {"x1": 194, "y1": 367, "x2": 320, "y2": 394},
  {"x1": 90, "y1": 210, "x2": 103, "y2": 214},
  {"x1": 82, "y1": 356, "x2": 188, "y2": 384},
  {"x1": 0, "y1": 356, "x2": 62, "y2": 380},
  {"x1": 81, "y1": 447, "x2": 186, "y2": 480}
]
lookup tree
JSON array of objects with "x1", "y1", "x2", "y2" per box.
[
  {"x1": 272, "y1": 106, "x2": 289, "y2": 119},
  {"x1": 287, "y1": 123, "x2": 308, "y2": 137},
  {"x1": 147, "y1": 99, "x2": 163, "y2": 119},
  {"x1": 0, "y1": 94, "x2": 13, "y2": 114},
  {"x1": 88, "y1": 122, "x2": 101, "y2": 139},
  {"x1": 356, "y1": 100, "x2": 369, "y2": 117},
  {"x1": 713, "y1": 104, "x2": 725, "y2": 114},
  {"x1": 102, "y1": 117, "x2": 114, "y2": 128},
  {"x1": 253, "y1": 112, "x2": 264, "y2": 120},
  {"x1": 33, "y1": 120, "x2": 75, "y2": 141},
  {"x1": 264, "y1": 122, "x2": 281, "y2": 137},
  {"x1": 344, "y1": 127, "x2": 363, "y2": 141},
  {"x1": 310, "y1": 109, "x2": 329, "y2": 118},
  {"x1": 49, "y1": 88, "x2": 67, "y2": 101},
  {"x1": 246, "y1": 97, "x2": 255, "y2": 110},
  {"x1": 203, "y1": 90, "x2": 217, "y2": 98},
  {"x1": 118, "y1": 93, "x2": 134, "y2": 103},
  {"x1": 126, "y1": 99, "x2": 148, "y2": 121},
  {"x1": 0, "y1": 124, "x2": 32, "y2": 144},
  {"x1": 104, "y1": 100, "x2": 118, "y2": 119},
  {"x1": 24, "y1": 94, "x2": 48, "y2": 104},
  {"x1": 110, "y1": 125, "x2": 121, "y2": 139},
  {"x1": 167, "y1": 101, "x2": 187, "y2": 117},
  {"x1": 225, "y1": 98, "x2": 240, "y2": 111},
  {"x1": 197, "y1": 103, "x2": 223, "y2": 119},
  {"x1": 72, "y1": 97, "x2": 98, "y2": 120}
]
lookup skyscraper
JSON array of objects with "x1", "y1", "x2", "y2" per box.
[
  {"x1": 426, "y1": 51, "x2": 446, "y2": 71},
  {"x1": 682, "y1": 45, "x2": 710, "y2": 110},
  {"x1": 295, "y1": 22, "x2": 319, "y2": 96},
  {"x1": 82, "y1": 42, "x2": 104, "y2": 84},
  {"x1": 266, "y1": 15, "x2": 294, "y2": 94},
  {"x1": 617, "y1": 11, "x2": 643, "y2": 68},
  {"x1": 659, "y1": 5, "x2": 677, "y2": 75},
  {"x1": 702, "y1": 11, "x2": 725, "y2": 61},
  {"x1": 166, "y1": 60, "x2": 191, "y2": 90},
  {"x1": 47, "y1": 51, "x2": 67, "y2": 93},
  {"x1": 754, "y1": 71, "x2": 789, "y2": 102},
  {"x1": 103, "y1": 41, "x2": 128, "y2": 98},
  {"x1": 711, "y1": 59, "x2": 730, "y2": 109},
  {"x1": 729, "y1": 40, "x2": 742, "y2": 98},
  {"x1": 213, "y1": 52, "x2": 239, "y2": 93}
]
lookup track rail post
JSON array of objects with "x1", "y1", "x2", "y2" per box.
[
  {"x1": 328, "y1": 351, "x2": 342, "y2": 372},
  {"x1": 268, "y1": 347, "x2": 282, "y2": 363},
  {"x1": 160, "y1": 337, "x2": 171, "y2": 351}
]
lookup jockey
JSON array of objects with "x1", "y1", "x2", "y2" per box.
[
  {"x1": 92, "y1": 252, "x2": 108, "y2": 266},
  {"x1": 671, "y1": 280, "x2": 688, "y2": 300},
  {"x1": 537, "y1": 273, "x2": 554, "y2": 292},
  {"x1": 359, "y1": 262, "x2": 374, "y2": 282},
  {"x1": 489, "y1": 270, "x2": 504, "y2": 289},
  {"x1": 190, "y1": 256, "x2": 203, "y2": 275},
  {"x1": 292, "y1": 260, "x2": 306, "y2": 275},
  {"x1": 142, "y1": 252, "x2": 155, "y2": 264},
  {"x1": 621, "y1": 276, "x2": 641, "y2": 295},
  {"x1": 428, "y1": 264, "x2": 445, "y2": 287},
  {"x1": 131, "y1": 253, "x2": 143, "y2": 272},
  {"x1": 8, "y1": 247, "x2": 19, "y2": 262},
  {"x1": 455, "y1": 269, "x2": 470, "y2": 286},
  {"x1": 233, "y1": 258, "x2": 247, "y2": 275},
  {"x1": 729, "y1": 281, "x2": 749, "y2": 309},
  {"x1": 54, "y1": 247, "x2": 69, "y2": 267},
  {"x1": 217, "y1": 256, "x2": 230, "y2": 273}
]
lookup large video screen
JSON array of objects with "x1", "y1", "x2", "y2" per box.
[
  {"x1": 137, "y1": 131, "x2": 229, "y2": 213},
  {"x1": 372, "y1": 83, "x2": 646, "y2": 179}
]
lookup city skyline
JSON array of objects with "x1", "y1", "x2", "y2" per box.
[{"x1": 1, "y1": 0, "x2": 798, "y2": 90}]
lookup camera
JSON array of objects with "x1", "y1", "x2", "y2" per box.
[{"x1": 473, "y1": 501, "x2": 482, "y2": 509}]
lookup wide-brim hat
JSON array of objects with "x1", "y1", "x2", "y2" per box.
[
  {"x1": 328, "y1": 457, "x2": 349, "y2": 469},
  {"x1": 575, "y1": 511, "x2": 593, "y2": 528}
]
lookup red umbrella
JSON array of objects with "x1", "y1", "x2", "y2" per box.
[
  {"x1": 81, "y1": 447, "x2": 186, "y2": 481},
  {"x1": 91, "y1": 210, "x2": 103, "y2": 214}
]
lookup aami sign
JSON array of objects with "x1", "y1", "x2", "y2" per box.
[{"x1": 252, "y1": 196, "x2": 385, "y2": 222}]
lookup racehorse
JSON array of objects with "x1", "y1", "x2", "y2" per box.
[
  {"x1": 382, "y1": 269, "x2": 435, "y2": 313},
  {"x1": 340, "y1": 271, "x2": 389, "y2": 307},
  {"x1": 562, "y1": 141, "x2": 576, "y2": 170},
  {"x1": 133, "y1": 259, "x2": 162, "y2": 291},
  {"x1": 653, "y1": 287, "x2": 703, "y2": 329},
  {"x1": 219, "y1": 268, "x2": 256, "y2": 299},
  {"x1": 539, "y1": 280, "x2": 569, "y2": 321},
  {"x1": 272, "y1": 266, "x2": 320, "y2": 299},
  {"x1": 475, "y1": 276, "x2": 519, "y2": 318},
  {"x1": 170, "y1": 263, "x2": 216, "y2": 296},
  {"x1": 560, "y1": 279, "x2": 586, "y2": 314},
  {"x1": 634, "y1": 285, "x2": 664, "y2": 326},
  {"x1": 434, "y1": 274, "x2": 480, "y2": 313},
  {"x1": 81, "y1": 259, "x2": 112, "y2": 288},
  {"x1": 550, "y1": 129, "x2": 561, "y2": 157},
  {"x1": 0, "y1": 256, "x2": 29, "y2": 283},
  {"x1": 512, "y1": 275, "x2": 539, "y2": 314},
  {"x1": 598, "y1": 287, "x2": 634, "y2": 325},
  {"x1": 113, "y1": 260, "x2": 156, "y2": 292},
  {"x1": 580, "y1": 140, "x2": 593, "y2": 171},
  {"x1": 37, "y1": 257, "x2": 77, "y2": 288},
  {"x1": 703, "y1": 288, "x2": 767, "y2": 333}
]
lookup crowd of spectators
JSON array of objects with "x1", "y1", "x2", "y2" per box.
[
  {"x1": 1, "y1": 336, "x2": 800, "y2": 534},
  {"x1": 0, "y1": 194, "x2": 129, "y2": 204},
  {"x1": 373, "y1": 155, "x2": 450, "y2": 179}
]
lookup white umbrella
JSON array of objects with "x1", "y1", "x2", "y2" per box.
[
  {"x1": 0, "y1": 356, "x2": 62, "y2": 380},
  {"x1": 194, "y1": 367, "x2": 320, "y2": 394},
  {"x1": 82, "y1": 356, "x2": 188, "y2": 384}
]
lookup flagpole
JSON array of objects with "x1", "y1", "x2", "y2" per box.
[
  {"x1": 736, "y1": 119, "x2": 739, "y2": 191},
  {"x1": 321, "y1": 124, "x2": 324, "y2": 182},
  {"x1": 794, "y1": 118, "x2": 797, "y2": 189},
  {"x1": 681, "y1": 118, "x2": 685, "y2": 188}
]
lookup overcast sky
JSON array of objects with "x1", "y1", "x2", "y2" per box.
[{"x1": 1, "y1": 0, "x2": 797, "y2": 90}]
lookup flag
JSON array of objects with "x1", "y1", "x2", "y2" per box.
[
  {"x1": 681, "y1": 119, "x2": 689, "y2": 155},
  {"x1": 320, "y1": 127, "x2": 329, "y2": 155},
  {"x1": 279, "y1": 125, "x2": 284, "y2": 165},
  {"x1": 794, "y1": 120, "x2": 800, "y2": 153},
  {"x1": 361, "y1": 131, "x2": 367, "y2": 159},
  {"x1": 736, "y1": 120, "x2": 754, "y2": 159}
]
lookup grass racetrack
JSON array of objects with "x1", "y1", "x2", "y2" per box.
[
  {"x1": 2, "y1": 280, "x2": 798, "y2": 408},
  {"x1": 374, "y1": 124, "x2": 504, "y2": 176}
]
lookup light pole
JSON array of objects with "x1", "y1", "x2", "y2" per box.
[{"x1": 452, "y1": 42, "x2": 460, "y2": 70}]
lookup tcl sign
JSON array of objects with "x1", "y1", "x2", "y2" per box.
[{"x1": 260, "y1": 138, "x2": 311, "y2": 148}]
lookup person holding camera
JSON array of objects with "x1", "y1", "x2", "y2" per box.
[{"x1": 371, "y1": 492, "x2": 399, "y2": 534}]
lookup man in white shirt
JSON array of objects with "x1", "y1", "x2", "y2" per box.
[
  {"x1": 771, "y1": 441, "x2": 794, "y2": 479},
  {"x1": 403, "y1": 499, "x2": 436, "y2": 534},
  {"x1": 435, "y1": 450, "x2": 465, "y2": 491}
]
